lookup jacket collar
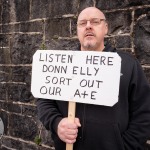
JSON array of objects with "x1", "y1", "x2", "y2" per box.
[{"x1": 76, "y1": 42, "x2": 116, "y2": 52}]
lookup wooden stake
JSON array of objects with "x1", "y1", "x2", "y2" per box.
[{"x1": 66, "y1": 101, "x2": 76, "y2": 150}]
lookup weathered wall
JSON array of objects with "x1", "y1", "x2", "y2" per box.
[{"x1": 0, "y1": 0, "x2": 150, "y2": 149}]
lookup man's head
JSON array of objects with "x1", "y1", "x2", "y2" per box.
[{"x1": 77, "y1": 7, "x2": 108, "y2": 51}]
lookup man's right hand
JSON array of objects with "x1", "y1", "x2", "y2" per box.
[{"x1": 57, "y1": 117, "x2": 81, "y2": 144}]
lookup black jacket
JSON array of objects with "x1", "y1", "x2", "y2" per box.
[{"x1": 37, "y1": 44, "x2": 150, "y2": 150}]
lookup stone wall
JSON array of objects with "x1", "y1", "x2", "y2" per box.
[{"x1": 0, "y1": 0, "x2": 150, "y2": 149}]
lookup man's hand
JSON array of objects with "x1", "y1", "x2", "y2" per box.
[{"x1": 57, "y1": 117, "x2": 81, "y2": 144}]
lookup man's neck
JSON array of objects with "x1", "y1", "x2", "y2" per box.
[{"x1": 81, "y1": 45, "x2": 105, "y2": 51}]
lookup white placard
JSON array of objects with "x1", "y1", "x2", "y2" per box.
[{"x1": 31, "y1": 50, "x2": 121, "y2": 106}]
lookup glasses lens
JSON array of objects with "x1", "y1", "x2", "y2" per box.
[{"x1": 78, "y1": 18, "x2": 105, "y2": 27}]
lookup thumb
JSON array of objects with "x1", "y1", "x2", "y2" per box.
[{"x1": 75, "y1": 118, "x2": 81, "y2": 127}]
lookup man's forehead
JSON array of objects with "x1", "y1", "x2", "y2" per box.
[{"x1": 78, "y1": 8, "x2": 105, "y2": 20}]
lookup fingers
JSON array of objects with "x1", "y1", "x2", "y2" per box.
[
  {"x1": 75, "y1": 118, "x2": 81, "y2": 127},
  {"x1": 65, "y1": 132, "x2": 78, "y2": 140},
  {"x1": 65, "y1": 129, "x2": 78, "y2": 144},
  {"x1": 66, "y1": 139, "x2": 76, "y2": 144},
  {"x1": 57, "y1": 118, "x2": 81, "y2": 144}
]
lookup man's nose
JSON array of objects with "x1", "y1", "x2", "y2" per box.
[{"x1": 86, "y1": 20, "x2": 92, "y2": 28}]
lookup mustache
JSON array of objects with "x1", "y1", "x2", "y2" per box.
[{"x1": 85, "y1": 32, "x2": 95, "y2": 37}]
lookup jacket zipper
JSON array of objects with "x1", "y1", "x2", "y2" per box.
[
  {"x1": 81, "y1": 104, "x2": 86, "y2": 140},
  {"x1": 76, "y1": 104, "x2": 86, "y2": 150}
]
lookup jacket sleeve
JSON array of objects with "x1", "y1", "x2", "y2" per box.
[
  {"x1": 36, "y1": 98, "x2": 63, "y2": 134},
  {"x1": 122, "y1": 59, "x2": 150, "y2": 149}
]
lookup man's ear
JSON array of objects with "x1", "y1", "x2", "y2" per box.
[
  {"x1": 77, "y1": 27, "x2": 79, "y2": 38},
  {"x1": 105, "y1": 23, "x2": 108, "y2": 35}
]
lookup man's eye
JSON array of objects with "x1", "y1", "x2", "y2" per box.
[
  {"x1": 80, "y1": 22, "x2": 86, "y2": 25},
  {"x1": 92, "y1": 21, "x2": 99, "y2": 24}
]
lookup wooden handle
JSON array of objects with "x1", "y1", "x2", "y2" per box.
[{"x1": 66, "y1": 101, "x2": 76, "y2": 150}]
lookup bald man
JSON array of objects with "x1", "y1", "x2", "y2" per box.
[
  {"x1": 77, "y1": 7, "x2": 108, "y2": 51},
  {"x1": 37, "y1": 7, "x2": 150, "y2": 150}
]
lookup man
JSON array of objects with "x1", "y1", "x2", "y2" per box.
[{"x1": 37, "y1": 7, "x2": 150, "y2": 150}]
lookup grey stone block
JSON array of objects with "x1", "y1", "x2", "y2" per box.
[
  {"x1": 115, "y1": 35, "x2": 131, "y2": 48},
  {"x1": 96, "y1": 0, "x2": 150, "y2": 10},
  {"x1": 105, "y1": 10, "x2": 132, "y2": 35},
  {"x1": 10, "y1": 34, "x2": 43, "y2": 64},
  {"x1": 0, "y1": 83, "x2": 6, "y2": 100},
  {"x1": 9, "y1": 114, "x2": 38, "y2": 141},
  {"x1": 45, "y1": 18, "x2": 70, "y2": 39},
  {"x1": 20, "y1": 21, "x2": 43, "y2": 33},
  {"x1": 7, "y1": 83, "x2": 34, "y2": 103},
  {"x1": 134, "y1": 15, "x2": 150, "y2": 64},
  {"x1": 31, "y1": 0, "x2": 78, "y2": 19},
  {"x1": 14, "y1": 0, "x2": 30, "y2": 22}
]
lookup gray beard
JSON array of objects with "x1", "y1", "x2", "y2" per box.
[{"x1": 83, "y1": 44, "x2": 95, "y2": 51}]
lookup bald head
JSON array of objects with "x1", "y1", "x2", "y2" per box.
[
  {"x1": 77, "y1": 7, "x2": 108, "y2": 51},
  {"x1": 78, "y1": 7, "x2": 106, "y2": 22}
]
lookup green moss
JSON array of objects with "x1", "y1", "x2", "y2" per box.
[
  {"x1": 40, "y1": 43, "x2": 47, "y2": 50},
  {"x1": 34, "y1": 135, "x2": 42, "y2": 145}
]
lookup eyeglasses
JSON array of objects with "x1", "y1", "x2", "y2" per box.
[{"x1": 77, "y1": 18, "x2": 106, "y2": 28}]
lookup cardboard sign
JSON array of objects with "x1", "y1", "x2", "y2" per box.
[{"x1": 31, "y1": 50, "x2": 121, "y2": 106}]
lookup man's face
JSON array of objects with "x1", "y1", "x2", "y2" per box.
[{"x1": 77, "y1": 7, "x2": 108, "y2": 51}]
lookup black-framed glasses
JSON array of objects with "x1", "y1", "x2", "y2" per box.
[{"x1": 77, "y1": 18, "x2": 106, "y2": 28}]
